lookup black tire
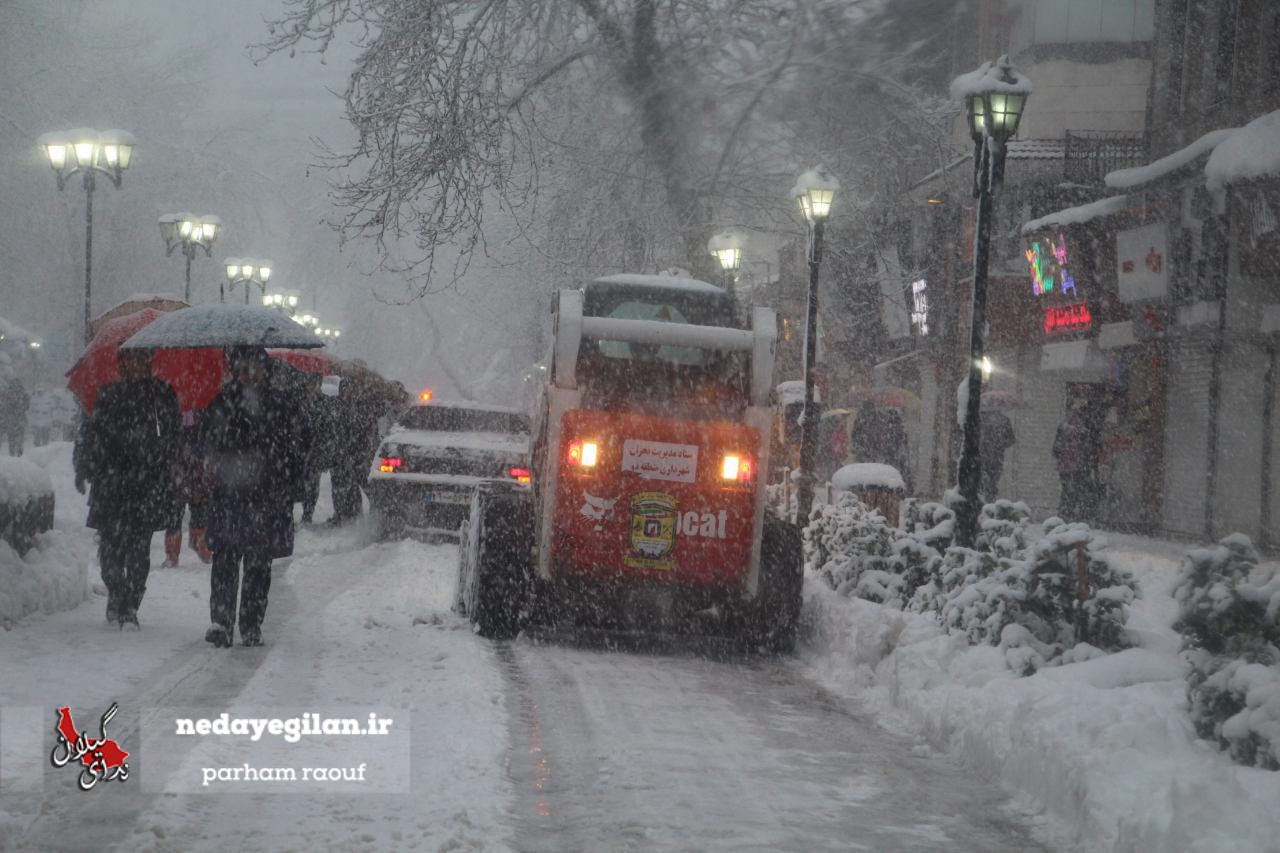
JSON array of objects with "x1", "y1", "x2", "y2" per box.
[
  {"x1": 753, "y1": 517, "x2": 804, "y2": 653},
  {"x1": 464, "y1": 484, "x2": 533, "y2": 640}
]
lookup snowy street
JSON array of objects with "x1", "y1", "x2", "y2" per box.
[{"x1": 0, "y1": 444, "x2": 1051, "y2": 852}]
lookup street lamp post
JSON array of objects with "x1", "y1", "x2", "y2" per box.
[
  {"x1": 37, "y1": 128, "x2": 136, "y2": 346},
  {"x1": 790, "y1": 166, "x2": 840, "y2": 525},
  {"x1": 224, "y1": 257, "x2": 274, "y2": 305},
  {"x1": 160, "y1": 213, "x2": 221, "y2": 303},
  {"x1": 707, "y1": 230, "x2": 744, "y2": 300},
  {"x1": 950, "y1": 55, "x2": 1031, "y2": 548}
]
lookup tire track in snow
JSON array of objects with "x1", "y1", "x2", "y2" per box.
[{"x1": 497, "y1": 638, "x2": 1054, "y2": 851}]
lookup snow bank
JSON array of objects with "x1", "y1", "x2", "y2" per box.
[
  {"x1": 0, "y1": 443, "x2": 96, "y2": 628},
  {"x1": 801, "y1": 536, "x2": 1280, "y2": 851},
  {"x1": 0, "y1": 457, "x2": 52, "y2": 506},
  {"x1": 1205, "y1": 109, "x2": 1280, "y2": 191}
]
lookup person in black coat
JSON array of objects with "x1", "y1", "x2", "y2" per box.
[
  {"x1": 199, "y1": 346, "x2": 305, "y2": 647},
  {"x1": 74, "y1": 348, "x2": 182, "y2": 628}
]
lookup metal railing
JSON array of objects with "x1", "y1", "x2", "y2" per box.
[{"x1": 1063, "y1": 130, "x2": 1147, "y2": 185}]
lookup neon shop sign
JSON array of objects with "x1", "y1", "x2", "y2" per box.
[
  {"x1": 1044, "y1": 302, "x2": 1092, "y2": 334},
  {"x1": 1025, "y1": 233, "x2": 1078, "y2": 296}
]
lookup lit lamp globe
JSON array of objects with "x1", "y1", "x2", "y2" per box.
[
  {"x1": 791, "y1": 166, "x2": 840, "y2": 225},
  {"x1": 952, "y1": 55, "x2": 1031, "y2": 145},
  {"x1": 707, "y1": 230, "x2": 744, "y2": 274}
]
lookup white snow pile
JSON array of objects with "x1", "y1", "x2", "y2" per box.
[
  {"x1": 0, "y1": 443, "x2": 96, "y2": 628},
  {"x1": 802, "y1": 511, "x2": 1280, "y2": 851},
  {"x1": 0, "y1": 456, "x2": 52, "y2": 506},
  {"x1": 831, "y1": 463, "x2": 905, "y2": 493},
  {"x1": 1205, "y1": 109, "x2": 1280, "y2": 191}
]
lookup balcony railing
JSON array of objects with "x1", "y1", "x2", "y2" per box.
[{"x1": 1063, "y1": 130, "x2": 1147, "y2": 185}]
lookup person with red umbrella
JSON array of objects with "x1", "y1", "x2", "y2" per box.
[{"x1": 73, "y1": 348, "x2": 183, "y2": 629}]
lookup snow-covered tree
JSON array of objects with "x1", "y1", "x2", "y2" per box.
[{"x1": 1174, "y1": 533, "x2": 1280, "y2": 769}]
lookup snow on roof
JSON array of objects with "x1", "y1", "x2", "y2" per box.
[
  {"x1": 592, "y1": 273, "x2": 724, "y2": 295},
  {"x1": 1205, "y1": 109, "x2": 1280, "y2": 191},
  {"x1": 1104, "y1": 128, "x2": 1236, "y2": 190},
  {"x1": 831, "y1": 463, "x2": 906, "y2": 492},
  {"x1": 949, "y1": 55, "x2": 1033, "y2": 100},
  {"x1": 382, "y1": 429, "x2": 529, "y2": 456},
  {"x1": 409, "y1": 400, "x2": 527, "y2": 416},
  {"x1": 1021, "y1": 195, "x2": 1131, "y2": 235}
]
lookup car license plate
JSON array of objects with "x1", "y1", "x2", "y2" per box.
[{"x1": 428, "y1": 490, "x2": 471, "y2": 505}]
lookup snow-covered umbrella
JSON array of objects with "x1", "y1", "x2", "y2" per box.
[{"x1": 120, "y1": 304, "x2": 325, "y2": 350}]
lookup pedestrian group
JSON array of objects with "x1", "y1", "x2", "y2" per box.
[{"x1": 72, "y1": 345, "x2": 397, "y2": 645}]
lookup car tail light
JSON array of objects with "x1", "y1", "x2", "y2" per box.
[
  {"x1": 379, "y1": 456, "x2": 404, "y2": 473},
  {"x1": 566, "y1": 439, "x2": 599, "y2": 468},
  {"x1": 509, "y1": 466, "x2": 532, "y2": 484},
  {"x1": 720, "y1": 453, "x2": 754, "y2": 483}
]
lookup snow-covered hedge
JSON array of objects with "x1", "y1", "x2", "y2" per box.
[
  {"x1": 806, "y1": 495, "x2": 1140, "y2": 674},
  {"x1": 1173, "y1": 534, "x2": 1280, "y2": 770},
  {"x1": 0, "y1": 457, "x2": 54, "y2": 554}
]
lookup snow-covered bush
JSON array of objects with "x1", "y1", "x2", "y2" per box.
[
  {"x1": 804, "y1": 493, "x2": 897, "y2": 599},
  {"x1": 974, "y1": 500, "x2": 1031, "y2": 558},
  {"x1": 934, "y1": 518, "x2": 1137, "y2": 675},
  {"x1": 900, "y1": 498, "x2": 954, "y2": 551},
  {"x1": 1173, "y1": 534, "x2": 1280, "y2": 770}
]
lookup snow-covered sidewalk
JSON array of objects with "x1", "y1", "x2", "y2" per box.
[
  {"x1": 800, "y1": 531, "x2": 1280, "y2": 852},
  {"x1": 0, "y1": 447, "x2": 514, "y2": 852}
]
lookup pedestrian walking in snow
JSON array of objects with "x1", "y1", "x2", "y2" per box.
[
  {"x1": 1053, "y1": 399, "x2": 1101, "y2": 522},
  {"x1": 163, "y1": 410, "x2": 212, "y2": 567},
  {"x1": 0, "y1": 370, "x2": 30, "y2": 456},
  {"x1": 299, "y1": 372, "x2": 332, "y2": 524},
  {"x1": 980, "y1": 408, "x2": 1016, "y2": 500},
  {"x1": 327, "y1": 372, "x2": 386, "y2": 526},
  {"x1": 74, "y1": 348, "x2": 182, "y2": 628},
  {"x1": 199, "y1": 347, "x2": 305, "y2": 647}
]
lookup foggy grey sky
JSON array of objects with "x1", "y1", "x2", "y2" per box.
[{"x1": 3, "y1": 0, "x2": 534, "y2": 401}]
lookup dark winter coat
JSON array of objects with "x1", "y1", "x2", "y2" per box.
[
  {"x1": 79, "y1": 377, "x2": 182, "y2": 533},
  {"x1": 199, "y1": 374, "x2": 305, "y2": 556}
]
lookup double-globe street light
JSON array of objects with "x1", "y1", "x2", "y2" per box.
[
  {"x1": 224, "y1": 257, "x2": 273, "y2": 305},
  {"x1": 37, "y1": 128, "x2": 136, "y2": 347},
  {"x1": 950, "y1": 55, "x2": 1031, "y2": 547},
  {"x1": 791, "y1": 166, "x2": 840, "y2": 524},
  {"x1": 263, "y1": 288, "x2": 300, "y2": 314},
  {"x1": 159, "y1": 213, "x2": 221, "y2": 303}
]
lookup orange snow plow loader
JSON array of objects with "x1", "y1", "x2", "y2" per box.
[{"x1": 456, "y1": 274, "x2": 802, "y2": 650}]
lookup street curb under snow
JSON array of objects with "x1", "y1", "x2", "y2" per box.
[{"x1": 798, "y1": 551, "x2": 1280, "y2": 853}]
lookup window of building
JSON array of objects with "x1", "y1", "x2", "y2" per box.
[{"x1": 1011, "y1": 0, "x2": 1155, "y2": 51}]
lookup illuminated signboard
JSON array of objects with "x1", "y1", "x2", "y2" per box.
[
  {"x1": 1025, "y1": 233, "x2": 1078, "y2": 297},
  {"x1": 1044, "y1": 302, "x2": 1092, "y2": 334}
]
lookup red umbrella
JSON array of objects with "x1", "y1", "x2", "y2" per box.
[
  {"x1": 267, "y1": 348, "x2": 334, "y2": 375},
  {"x1": 67, "y1": 309, "x2": 226, "y2": 413}
]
